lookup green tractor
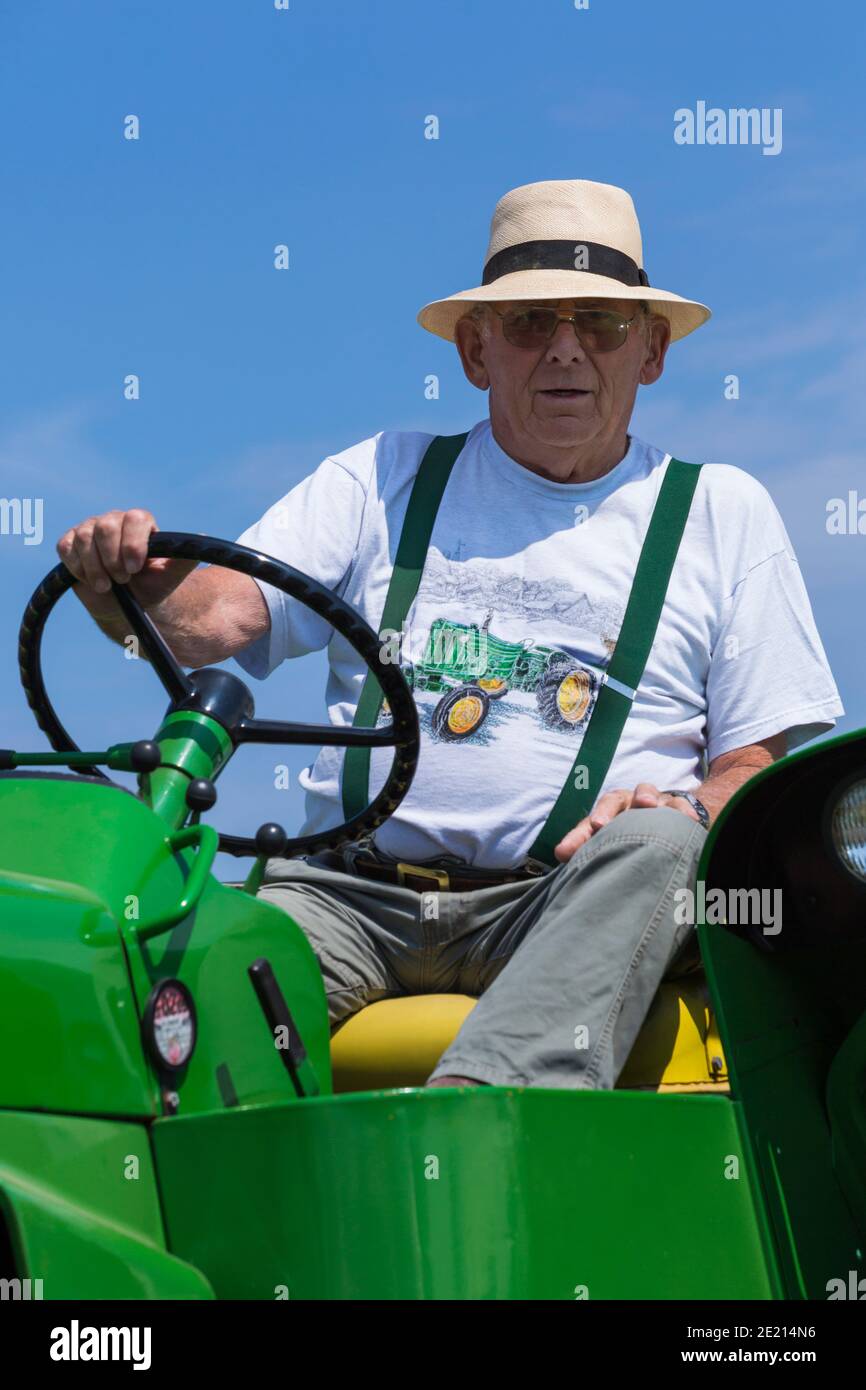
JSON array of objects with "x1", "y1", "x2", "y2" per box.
[
  {"x1": 1, "y1": 532, "x2": 865, "y2": 1300},
  {"x1": 389, "y1": 613, "x2": 602, "y2": 740}
]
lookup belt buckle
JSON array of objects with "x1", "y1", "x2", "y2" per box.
[{"x1": 396, "y1": 861, "x2": 450, "y2": 891}]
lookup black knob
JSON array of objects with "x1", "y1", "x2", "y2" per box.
[
  {"x1": 255, "y1": 822, "x2": 288, "y2": 858},
  {"x1": 130, "y1": 740, "x2": 161, "y2": 773},
  {"x1": 186, "y1": 778, "x2": 217, "y2": 812}
]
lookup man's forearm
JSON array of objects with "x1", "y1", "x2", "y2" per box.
[
  {"x1": 692, "y1": 761, "x2": 766, "y2": 825},
  {"x1": 76, "y1": 570, "x2": 223, "y2": 668},
  {"x1": 692, "y1": 736, "x2": 786, "y2": 825},
  {"x1": 76, "y1": 565, "x2": 270, "y2": 669}
]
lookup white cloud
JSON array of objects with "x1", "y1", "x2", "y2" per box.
[{"x1": 0, "y1": 401, "x2": 120, "y2": 496}]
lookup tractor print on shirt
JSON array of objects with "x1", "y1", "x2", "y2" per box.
[{"x1": 381, "y1": 611, "x2": 604, "y2": 741}]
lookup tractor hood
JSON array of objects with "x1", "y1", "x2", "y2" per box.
[
  {"x1": 0, "y1": 774, "x2": 158, "y2": 1116},
  {"x1": 0, "y1": 771, "x2": 332, "y2": 1120}
]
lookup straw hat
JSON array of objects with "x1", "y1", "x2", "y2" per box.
[{"x1": 417, "y1": 179, "x2": 711, "y2": 344}]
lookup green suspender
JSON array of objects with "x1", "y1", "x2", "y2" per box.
[
  {"x1": 528, "y1": 458, "x2": 703, "y2": 865},
  {"x1": 341, "y1": 432, "x2": 470, "y2": 821}
]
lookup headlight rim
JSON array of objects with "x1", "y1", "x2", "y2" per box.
[{"x1": 823, "y1": 770, "x2": 866, "y2": 887}]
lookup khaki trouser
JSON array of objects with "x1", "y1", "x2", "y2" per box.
[{"x1": 255, "y1": 807, "x2": 708, "y2": 1090}]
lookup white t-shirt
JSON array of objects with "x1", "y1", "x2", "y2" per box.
[{"x1": 234, "y1": 419, "x2": 843, "y2": 869}]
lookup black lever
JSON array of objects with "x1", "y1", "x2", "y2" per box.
[{"x1": 247, "y1": 957, "x2": 319, "y2": 1098}]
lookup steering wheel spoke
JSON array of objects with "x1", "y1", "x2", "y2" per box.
[
  {"x1": 109, "y1": 580, "x2": 194, "y2": 703},
  {"x1": 234, "y1": 717, "x2": 401, "y2": 749}
]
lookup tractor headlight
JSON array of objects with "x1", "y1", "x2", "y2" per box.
[{"x1": 829, "y1": 778, "x2": 866, "y2": 882}]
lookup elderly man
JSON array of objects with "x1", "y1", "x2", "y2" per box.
[{"x1": 59, "y1": 179, "x2": 843, "y2": 1091}]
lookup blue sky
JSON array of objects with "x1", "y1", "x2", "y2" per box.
[{"x1": 1, "y1": 0, "x2": 863, "y2": 877}]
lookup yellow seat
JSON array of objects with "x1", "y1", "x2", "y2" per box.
[{"x1": 330, "y1": 974, "x2": 729, "y2": 1094}]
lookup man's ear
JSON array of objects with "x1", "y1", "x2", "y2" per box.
[
  {"x1": 455, "y1": 316, "x2": 491, "y2": 391},
  {"x1": 639, "y1": 316, "x2": 672, "y2": 386}
]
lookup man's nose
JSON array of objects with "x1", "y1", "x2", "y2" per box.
[{"x1": 544, "y1": 319, "x2": 588, "y2": 362}]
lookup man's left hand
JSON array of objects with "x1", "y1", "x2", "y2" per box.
[
  {"x1": 554, "y1": 784, "x2": 698, "y2": 862},
  {"x1": 552, "y1": 736, "x2": 787, "y2": 863}
]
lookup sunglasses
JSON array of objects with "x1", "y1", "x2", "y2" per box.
[{"x1": 490, "y1": 304, "x2": 640, "y2": 353}]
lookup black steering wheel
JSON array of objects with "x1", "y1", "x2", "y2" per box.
[{"x1": 18, "y1": 532, "x2": 420, "y2": 858}]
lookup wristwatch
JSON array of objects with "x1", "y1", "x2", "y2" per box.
[{"x1": 661, "y1": 789, "x2": 710, "y2": 829}]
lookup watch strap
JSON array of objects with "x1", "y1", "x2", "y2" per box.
[{"x1": 661, "y1": 789, "x2": 710, "y2": 829}]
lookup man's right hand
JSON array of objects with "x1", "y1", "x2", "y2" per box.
[
  {"x1": 56, "y1": 507, "x2": 270, "y2": 668},
  {"x1": 56, "y1": 509, "x2": 198, "y2": 616}
]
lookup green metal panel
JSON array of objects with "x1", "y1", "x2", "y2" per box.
[
  {"x1": 697, "y1": 725, "x2": 866, "y2": 1299},
  {"x1": 0, "y1": 778, "x2": 160, "y2": 1115},
  {"x1": 0, "y1": 887, "x2": 151, "y2": 1115},
  {"x1": 0, "y1": 775, "x2": 332, "y2": 1117},
  {"x1": 154, "y1": 1088, "x2": 781, "y2": 1300},
  {"x1": 0, "y1": 775, "x2": 210, "y2": 942},
  {"x1": 0, "y1": 1111, "x2": 212, "y2": 1299},
  {"x1": 121, "y1": 875, "x2": 332, "y2": 1114}
]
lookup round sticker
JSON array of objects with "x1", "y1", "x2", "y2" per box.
[{"x1": 144, "y1": 980, "x2": 197, "y2": 1072}]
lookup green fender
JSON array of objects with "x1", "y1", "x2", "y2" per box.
[
  {"x1": 0, "y1": 1111, "x2": 212, "y2": 1300},
  {"x1": 153, "y1": 1088, "x2": 781, "y2": 1300}
]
